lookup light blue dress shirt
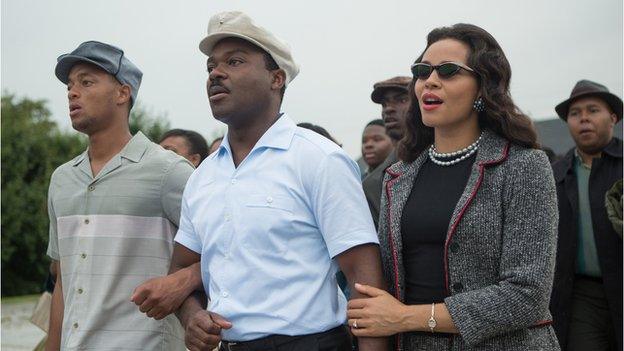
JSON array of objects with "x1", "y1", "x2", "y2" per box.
[{"x1": 174, "y1": 114, "x2": 379, "y2": 341}]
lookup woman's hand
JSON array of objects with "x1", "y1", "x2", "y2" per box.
[{"x1": 347, "y1": 283, "x2": 412, "y2": 337}]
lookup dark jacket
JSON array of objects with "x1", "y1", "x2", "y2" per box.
[
  {"x1": 362, "y1": 151, "x2": 398, "y2": 228},
  {"x1": 549, "y1": 138, "x2": 623, "y2": 350},
  {"x1": 379, "y1": 130, "x2": 560, "y2": 350}
]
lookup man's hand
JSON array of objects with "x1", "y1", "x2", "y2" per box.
[
  {"x1": 185, "y1": 310, "x2": 232, "y2": 351},
  {"x1": 336, "y1": 244, "x2": 389, "y2": 351},
  {"x1": 132, "y1": 262, "x2": 202, "y2": 320},
  {"x1": 131, "y1": 273, "x2": 189, "y2": 320}
]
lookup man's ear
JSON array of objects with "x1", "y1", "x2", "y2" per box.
[
  {"x1": 117, "y1": 84, "x2": 132, "y2": 107},
  {"x1": 271, "y1": 69, "x2": 286, "y2": 92},
  {"x1": 609, "y1": 113, "x2": 617, "y2": 127},
  {"x1": 189, "y1": 154, "x2": 202, "y2": 168}
]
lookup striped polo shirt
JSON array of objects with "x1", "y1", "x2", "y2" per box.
[{"x1": 46, "y1": 132, "x2": 193, "y2": 350}]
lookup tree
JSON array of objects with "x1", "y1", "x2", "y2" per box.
[
  {"x1": 129, "y1": 104, "x2": 170, "y2": 142},
  {"x1": 1, "y1": 94, "x2": 171, "y2": 296},
  {"x1": 1, "y1": 94, "x2": 85, "y2": 295}
]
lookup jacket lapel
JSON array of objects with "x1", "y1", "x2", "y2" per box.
[
  {"x1": 603, "y1": 137, "x2": 623, "y2": 159},
  {"x1": 382, "y1": 152, "x2": 426, "y2": 300},
  {"x1": 443, "y1": 130, "x2": 510, "y2": 292}
]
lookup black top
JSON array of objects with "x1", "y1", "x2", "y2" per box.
[{"x1": 401, "y1": 153, "x2": 476, "y2": 305}]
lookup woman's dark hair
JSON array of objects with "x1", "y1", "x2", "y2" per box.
[
  {"x1": 398, "y1": 23, "x2": 539, "y2": 162},
  {"x1": 159, "y1": 129, "x2": 209, "y2": 163}
]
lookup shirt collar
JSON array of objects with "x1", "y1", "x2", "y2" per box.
[
  {"x1": 120, "y1": 131, "x2": 150, "y2": 162},
  {"x1": 574, "y1": 149, "x2": 592, "y2": 169},
  {"x1": 603, "y1": 137, "x2": 623, "y2": 158},
  {"x1": 71, "y1": 150, "x2": 88, "y2": 166},
  {"x1": 573, "y1": 137, "x2": 623, "y2": 168},
  {"x1": 217, "y1": 114, "x2": 296, "y2": 156},
  {"x1": 72, "y1": 131, "x2": 150, "y2": 166}
]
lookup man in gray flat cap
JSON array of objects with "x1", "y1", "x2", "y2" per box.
[
  {"x1": 45, "y1": 41, "x2": 192, "y2": 350},
  {"x1": 133, "y1": 11, "x2": 388, "y2": 351},
  {"x1": 362, "y1": 76, "x2": 411, "y2": 228}
]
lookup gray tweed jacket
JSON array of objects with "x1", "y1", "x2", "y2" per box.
[{"x1": 378, "y1": 130, "x2": 560, "y2": 351}]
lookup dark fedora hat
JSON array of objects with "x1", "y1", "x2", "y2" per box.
[{"x1": 555, "y1": 79, "x2": 622, "y2": 121}]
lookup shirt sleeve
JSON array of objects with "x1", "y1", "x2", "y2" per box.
[
  {"x1": 46, "y1": 179, "x2": 60, "y2": 261},
  {"x1": 173, "y1": 175, "x2": 202, "y2": 254},
  {"x1": 161, "y1": 159, "x2": 194, "y2": 228},
  {"x1": 311, "y1": 151, "x2": 380, "y2": 258}
]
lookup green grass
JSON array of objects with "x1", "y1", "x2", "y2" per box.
[{"x1": 1, "y1": 294, "x2": 40, "y2": 304}]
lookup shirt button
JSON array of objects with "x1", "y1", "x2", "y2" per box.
[
  {"x1": 225, "y1": 214, "x2": 230, "y2": 222},
  {"x1": 453, "y1": 282, "x2": 464, "y2": 292},
  {"x1": 81, "y1": 253, "x2": 87, "y2": 259},
  {"x1": 88, "y1": 185, "x2": 95, "y2": 191},
  {"x1": 84, "y1": 218, "x2": 90, "y2": 224},
  {"x1": 450, "y1": 243, "x2": 459, "y2": 253},
  {"x1": 73, "y1": 322, "x2": 79, "y2": 329},
  {"x1": 221, "y1": 291, "x2": 229, "y2": 298},
  {"x1": 231, "y1": 178, "x2": 237, "y2": 184},
  {"x1": 77, "y1": 288, "x2": 84, "y2": 294},
  {"x1": 266, "y1": 196, "x2": 273, "y2": 204}
]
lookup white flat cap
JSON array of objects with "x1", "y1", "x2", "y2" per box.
[{"x1": 199, "y1": 11, "x2": 299, "y2": 85}]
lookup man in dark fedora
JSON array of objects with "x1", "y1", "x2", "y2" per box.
[
  {"x1": 549, "y1": 79, "x2": 623, "y2": 351},
  {"x1": 362, "y1": 76, "x2": 411, "y2": 228}
]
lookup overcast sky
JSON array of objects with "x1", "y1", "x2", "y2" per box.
[{"x1": 2, "y1": 0, "x2": 622, "y2": 157}]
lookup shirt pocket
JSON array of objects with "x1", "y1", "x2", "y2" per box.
[{"x1": 242, "y1": 194, "x2": 295, "y2": 255}]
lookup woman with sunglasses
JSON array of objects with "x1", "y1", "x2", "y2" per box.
[{"x1": 346, "y1": 24, "x2": 560, "y2": 350}]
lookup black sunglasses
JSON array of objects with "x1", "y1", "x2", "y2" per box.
[{"x1": 411, "y1": 62, "x2": 475, "y2": 80}]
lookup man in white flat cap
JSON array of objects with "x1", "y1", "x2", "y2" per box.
[{"x1": 134, "y1": 10, "x2": 388, "y2": 351}]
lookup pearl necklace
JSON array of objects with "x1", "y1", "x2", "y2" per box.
[{"x1": 428, "y1": 133, "x2": 482, "y2": 166}]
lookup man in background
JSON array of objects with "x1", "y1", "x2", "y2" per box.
[
  {"x1": 160, "y1": 128, "x2": 209, "y2": 167},
  {"x1": 550, "y1": 79, "x2": 623, "y2": 351},
  {"x1": 361, "y1": 119, "x2": 393, "y2": 178},
  {"x1": 362, "y1": 76, "x2": 411, "y2": 228}
]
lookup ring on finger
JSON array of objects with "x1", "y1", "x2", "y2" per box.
[{"x1": 353, "y1": 320, "x2": 358, "y2": 329}]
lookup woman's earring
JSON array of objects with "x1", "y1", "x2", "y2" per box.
[{"x1": 473, "y1": 98, "x2": 485, "y2": 112}]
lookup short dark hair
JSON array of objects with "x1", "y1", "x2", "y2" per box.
[
  {"x1": 297, "y1": 122, "x2": 341, "y2": 146},
  {"x1": 262, "y1": 51, "x2": 286, "y2": 101},
  {"x1": 365, "y1": 119, "x2": 385, "y2": 128},
  {"x1": 159, "y1": 129, "x2": 209, "y2": 163}
]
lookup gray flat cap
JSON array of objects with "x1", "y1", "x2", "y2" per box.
[{"x1": 55, "y1": 41, "x2": 142, "y2": 107}]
